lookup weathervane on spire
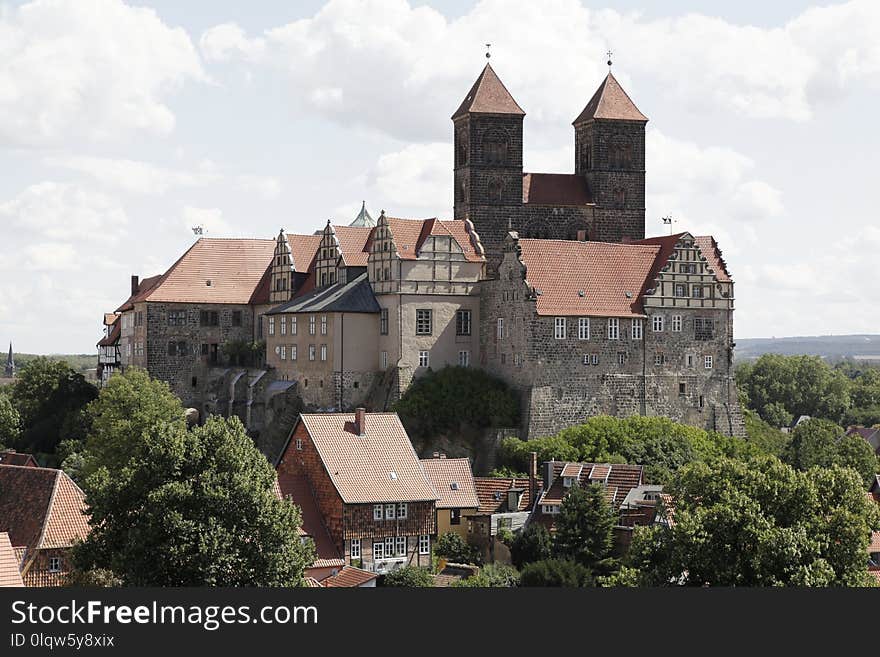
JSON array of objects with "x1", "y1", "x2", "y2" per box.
[
  {"x1": 607, "y1": 49, "x2": 613, "y2": 68},
  {"x1": 485, "y1": 43, "x2": 491, "y2": 59},
  {"x1": 661, "y1": 216, "x2": 676, "y2": 235}
]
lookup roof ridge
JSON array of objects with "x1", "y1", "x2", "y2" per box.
[{"x1": 33, "y1": 469, "x2": 60, "y2": 551}]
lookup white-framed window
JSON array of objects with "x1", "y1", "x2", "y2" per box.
[
  {"x1": 309, "y1": 315, "x2": 316, "y2": 335},
  {"x1": 281, "y1": 316, "x2": 287, "y2": 335},
  {"x1": 418, "y1": 534, "x2": 430, "y2": 555},
  {"x1": 397, "y1": 503, "x2": 408, "y2": 519},
  {"x1": 280, "y1": 345, "x2": 286, "y2": 360},
  {"x1": 578, "y1": 317, "x2": 590, "y2": 340},
  {"x1": 309, "y1": 345, "x2": 316, "y2": 361},
  {"x1": 268, "y1": 317, "x2": 275, "y2": 336},
  {"x1": 608, "y1": 318, "x2": 620, "y2": 340},
  {"x1": 692, "y1": 286, "x2": 705, "y2": 299},
  {"x1": 321, "y1": 315, "x2": 327, "y2": 335},
  {"x1": 591, "y1": 354, "x2": 599, "y2": 366},
  {"x1": 291, "y1": 316, "x2": 297, "y2": 335},
  {"x1": 416, "y1": 309, "x2": 432, "y2": 335},
  {"x1": 296, "y1": 438, "x2": 303, "y2": 451},
  {"x1": 456, "y1": 309, "x2": 472, "y2": 336},
  {"x1": 385, "y1": 537, "x2": 395, "y2": 556},
  {"x1": 418, "y1": 350, "x2": 429, "y2": 368},
  {"x1": 291, "y1": 344, "x2": 297, "y2": 361},
  {"x1": 705, "y1": 355, "x2": 714, "y2": 369},
  {"x1": 496, "y1": 318, "x2": 504, "y2": 340},
  {"x1": 458, "y1": 350, "x2": 470, "y2": 367},
  {"x1": 373, "y1": 540, "x2": 385, "y2": 560},
  {"x1": 554, "y1": 317, "x2": 566, "y2": 340},
  {"x1": 373, "y1": 504, "x2": 383, "y2": 521},
  {"x1": 385, "y1": 503, "x2": 396, "y2": 519},
  {"x1": 350, "y1": 538, "x2": 361, "y2": 559},
  {"x1": 320, "y1": 344, "x2": 327, "y2": 361},
  {"x1": 49, "y1": 557, "x2": 61, "y2": 573},
  {"x1": 652, "y1": 315, "x2": 664, "y2": 332},
  {"x1": 632, "y1": 319, "x2": 643, "y2": 340},
  {"x1": 671, "y1": 315, "x2": 682, "y2": 332},
  {"x1": 617, "y1": 352, "x2": 626, "y2": 365},
  {"x1": 380, "y1": 351, "x2": 388, "y2": 370},
  {"x1": 395, "y1": 536, "x2": 407, "y2": 556},
  {"x1": 686, "y1": 354, "x2": 694, "y2": 368}
]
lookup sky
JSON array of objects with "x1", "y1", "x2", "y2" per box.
[{"x1": 0, "y1": 0, "x2": 878, "y2": 354}]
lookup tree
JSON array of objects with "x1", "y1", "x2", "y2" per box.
[
  {"x1": 0, "y1": 394, "x2": 20, "y2": 448},
  {"x1": 382, "y1": 566, "x2": 434, "y2": 587},
  {"x1": 785, "y1": 418, "x2": 878, "y2": 487},
  {"x1": 627, "y1": 456, "x2": 880, "y2": 586},
  {"x1": 519, "y1": 559, "x2": 594, "y2": 587},
  {"x1": 743, "y1": 409, "x2": 790, "y2": 458},
  {"x1": 553, "y1": 483, "x2": 615, "y2": 569},
  {"x1": 73, "y1": 415, "x2": 313, "y2": 586},
  {"x1": 82, "y1": 367, "x2": 185, "y2": 477},
  {"x1": 434, "y1": 531, "x2": 480, "y2": 564},
  {"x1": 454, "y1": 563, "x2": 520, "y2": 587},
  {"x1": 509, "y1": 522, "x2": 552, "y2": 569}
]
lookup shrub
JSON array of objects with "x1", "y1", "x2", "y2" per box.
[
  {"x1": 519, "y1": 559, "x2": 594, "y2": 587},
  {"x1": 454, "y1": 563, "x2": 520, "y2": 587},
  {"x1": 434, "y1": 532, "x2": 480, "y2": 565},
  {"x1": 509, "y1": 523, "x2": 552, "y2": 569},
  {"x1": 383, "y1": 566, "x2": 434, "y2": 587}
]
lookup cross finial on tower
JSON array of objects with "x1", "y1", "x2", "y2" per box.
[
  {"x1": 607, "y1": 49, "x2": 613, "y2": 68},
  {"x1": 485, "y1": 43, "x2": 491, "y2": 59}
]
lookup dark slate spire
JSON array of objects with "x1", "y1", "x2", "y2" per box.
[{"x1": 5, "y1": 342, "x2": 15, "y2": 378}]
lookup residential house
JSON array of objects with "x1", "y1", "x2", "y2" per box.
[
  {"x1": 0, "y1": 532, "x2": 24, "y2": 587},
  {"x1": 0, "y1": 450, "x2": 38, "y2": 467},
  {"x1": 275, "y1": 409, "x2": 438, "y2": 575},
  {"x1": 847, "y1": 426, "x2": 880, "y2": 456},
  {"x1": 0, "y1": 464, "x2": 90, "y2": 586},
  {"x1": 420, "y1": 455, "x2": 480, "y2": 542}
]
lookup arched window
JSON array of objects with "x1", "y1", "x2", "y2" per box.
[
  {"x1": 487, "y1": 178, "x2": 503, "y2": 203},
  {"x1": 613, "y1": 188, "x2": 626, "y2": 208},
  {"x1": 483, "y1": 130, "x2": 509, "y2": 165},
  {"x1": 456, "y1": 127, "x2": 469, "y2": 166}
]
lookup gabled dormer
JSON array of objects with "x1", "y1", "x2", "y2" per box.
[
  {"x1": 315, "y1": 221, "x2": 342, "y2": 290},
  {"x1": 270, "y1": 229, "x2": 295, "y2": 304}
]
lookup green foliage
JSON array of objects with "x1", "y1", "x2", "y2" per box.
[
  {"x1": 743, "y1": 409, "x2": 790, "y2": 458},
  {"x1": 0, "y1": 394, "x2": 20, "y2": 448},
  {"x1": 221, "y1": 339, "x2": 266, "y2": 366},
  {"x1": 64, "y1": 568, "x2": 123, "y2": 587},
  {"x1": 393, "y1": 366, "x2": 519, "y2": 441},
  {"x1": 553, "y1": 483, "x2": 615, "y2": 568},
  {"x1": 434, "y1": 531, "x2": 480, "y2": 565},
  {"x1": 488, "y1": 465, "x2": 527, "y2": 478},
  {"x1": 510, "y1": 523, "x2": 552, "y2": 569},
  {"x1": 626, "y1": 456, "x2": 880, "y2": 586},
  {"x1": 784, "y1": 418, "x2": 878, "y2": 488},
  {"x1": 454, "y1": 563, "x2": 520, "y2": 587},
  {"x1": 82, "y1": 368, "x2": 185, "y2": 478},
  {"x1": 382, "y1": 566, "x2": 434, "y2": 587},
  {"x1": 12, "y1": 353, "x2": 97, "y2": 374},
  {"x1": 597, "y1": 566, "x2": 641, "y2": 587},
  {"x1": 519, "y1": 559, "x2": 594, "y2": 587},
  {"x1": 74, "y1": 415, "x2": 313, "y2": 586}
]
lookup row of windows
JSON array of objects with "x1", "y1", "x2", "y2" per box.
[
  {"x1": 373, "y1": 503, "x2": 409, "y2": 520},
  {"x1": 268, "y1": 315, "x2": 327, "y2": 336},
  {"x1": 416, "y1": 309, "x2": 472, "y2": 337},
  {"x1": 674, "y1": 283, "x2": 709, "y2": 298},
  {"x1": 548, "y1": 316, "x2": 714, "y2": 341},
  {"x1": 278, "y1": 344, "x2": 328, "y2": 362},
  {"x1": 350, "y1": 535, "x2": 430, "y2": 560}
]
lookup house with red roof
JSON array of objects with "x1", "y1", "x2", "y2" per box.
[
  {"x1": 420, "y1": 455, "x2": 480, "y2": 542},
  {"x1": 275, "y1": 409, "x2": 438, "y2": 575},
  {"x1": 0, "y1": 464, "x2": 90, "y2": 587}
]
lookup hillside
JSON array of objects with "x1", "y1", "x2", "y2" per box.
[
  {"x1": 735, "y1": 335, "x2": 880, "y2": 361},
  {"x1": 11, "y1": 353, "x2": 96, "y2": 373}
]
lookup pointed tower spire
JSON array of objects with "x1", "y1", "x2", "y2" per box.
[
  {"x1": 573, "y1": 71, "x2": 648, "y2": 125},
  {"x1": 349, "y1": 201, "x2": 376, "y2": 227},
  {"x1": 452, "y1": 63, "x2": 525, "y2": 120},
  {"x1": 5, "y1": 342, "x2": 15, "y2": 378}
]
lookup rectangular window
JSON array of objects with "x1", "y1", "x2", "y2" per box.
[
  {"x1": 632, "y1": 319, "x2": 643, "y2": 340},
  {"x1": 591, "y1": 354, "x2": 599, "y2": 366},
  {"x1": 652, "y1": 315, "x2": 664, "y2": 332},
  {"x1": 49, "y1": 557, "x2": 61, "y2": 573},
  {"x1": 309, "y1": 316, "x2": 316, "y2": 335},
  {"x1": 373, "y1": 540, "x2": 385, "y2": 560},
  {"x1": 309, "y1": 345, "x2": 316, "y2": 361},
  {"x1": 321, "y1": 315, "x2": 327, "y2": 335},
  {"x1": 705, "y1": 355, "x2": 714, "y2": 369},
  {"x1": 672, "y1": 315, "x2": 682, "y2": 332},
  {"x1": 268, "y1": 317, "x2": 275, "y2": 336},
  {"x1": 385, "y1": 503, "x2": 396, "y2": 520},
  {"x1": 199, "y1": 310, "x2": 219, "y2": 327},
  {"x1": 458, "y1": 350, "x2": 470, "y2": 367},
  {"x1": 291, "y1": 316, "x2": 297, "y2": 335},
  {"x1": 168, "y1": 310, "x2": 186, "y2": 326},
  {"x1": 231, "y1": 311, "x2": 242, "y2": 327},
  {"x1": 617, "y1": 352, "x2": 626, "y2": 365},
  {"x1": 385, "y1": 537, "x2": 395, "y2": 556},
  {"x1": 280, "y1": 316, "x2": 287, "y2": 335},
  {"x1": 280, "y1": 345, "x2": 286, "y2": 360},
  {"x1": 554, "y1": 317, "x2": 566, "y2": 340},
  {"x1": 496, "y1": 318, "x2": 504, "y2": 340},
  {"x1": 692, "y1": 286, "x2": 705, "y2": 298},
  {"x1": 419, "y1": 350, "x2": 429, "y2": 368},
  {"x1": 655, "y1": 353, "x2": 666, "y2": 366},
  {"x1": 291, "y1": 344, "x2": 297, "y2": 361},
  {"x1": 350, "y1": 538, "x2": 361, "y2": 560},
  {"x1": 380, "y1": 351, "x2": 388, "y2": 370},
  {"x1": 578, "y1": 317, "x2": 590, "y2": 340},
  {"x1": 681, "y1": 263, "x2": 697, "y2": 274},
  {"x1": 687, "y1": 354, "x2": 694, "y2": 368},
  {"x1": 456, "y1": 309, "x2": 472, "y2": 336},
  {"x1": 373, "y1": 504, "x2": 383, "y2": 521},
  {"x1": 695, "y1": 318, "x2": 714, "y2": 341},
  {"x1": 675, "y1": 283, "x2": 687, "y2": 297},
  {"x1": 380, "y1": 308, "x2": 389, "y2": 335},
  {"x1": 679, "y1": 382, "x2": 687, "y2": 396},
  {"x1": 418, "y1": 535, "x2": 430, "y2": 555},
  {"x1": 395, "y1": 536, "x2": 407, "y2": 557},
  {"x1": 416, "y1": 309, "x2": 432, "y2": 335},
  {"x1": 397, "y1": 503, "x2": 408, "y2": 519},
  {"x1": 320, "y1": 344, "x2": 327, "y2": 361},
  {"x1": 296, "y1": 438, "x2": 303, "y2": 451},
  {"x1": 608, "y1": 318, "x2": 620, "y2": 340}
]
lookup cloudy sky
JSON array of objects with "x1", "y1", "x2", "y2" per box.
[{"x1": 1, "y1": 0, "x2": 878, "y2": 354}]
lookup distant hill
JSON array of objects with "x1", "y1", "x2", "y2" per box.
[
  {"x1": 11, "y1": 353, "x2": 96, "y2": 374},
  {"x1": 735, "y1": 335, "x2": 880, "y2": 361}
]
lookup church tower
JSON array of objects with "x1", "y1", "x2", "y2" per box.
[
  {"x1": 269, "y1": 229, "x2": 295, "y2": 304},
  {"x1": 5, "y1": 342, "x2": 15, "y2": 378},
  {"x1": 573, "y1": 70, "x2": 648, "y2": 242},
  {"x1": 452, "y1": 63, "x2": 525, "y2": 264}
]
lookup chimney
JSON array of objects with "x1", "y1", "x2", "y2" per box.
[
  {"x1": 130, "y1": 275, "x2": 139, "y2": 296},
  {"x1": 576, "y1": 230, "x2": 587, "y2": 242},
  {"x1": 543, "y1": 461, "x2": 556, "y2": 490},
  {"x1": 355, "y1": 407, "x2": 366, "y2": 436},
  {"x1": 529, "y1": 451, "x2": 538, "y2": 506}
]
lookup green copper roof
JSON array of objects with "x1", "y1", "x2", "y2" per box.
[{"x1": 350, "y1": 201, "x2": 375, "y2": 227}]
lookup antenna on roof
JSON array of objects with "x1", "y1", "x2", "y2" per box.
[
  {"x1": 485, "y1": 43, "x2": 491, "y2": 59},
  {"x1": 661, "y1": 216, "x2": 676, "y2": 235},
  {"x1": 607, "y1": 49, "x2": 613, "y2": 68}
]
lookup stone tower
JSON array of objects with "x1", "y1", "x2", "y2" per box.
[
  {"x1": 452, "y1": 63, "x2": 525, "y2": 263},
  {"x1": 573, "y1": 71, "x2": 648, "y2": 242},
  {"x1": 4, "y1": 342, "x2": 14, "y2": 378},
  {"x1": 269, "y1": 229, "x2": 295, "y2": 305}
]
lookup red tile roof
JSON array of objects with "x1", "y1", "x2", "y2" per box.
[
  {"x1": 0, "y1": 532, "x2": 23, "y2": 587},
  {"x1": 332, "y1": 225, "x2": 373, "y2": 267},
  {"x1": 439, "y1": 219, "x2": 485, "y2": 262},
  {"x1": 573, "y1": 72, "x2": 648, "y2": 124},
  {"x1": 452, "y1": 63, "x2": 525, "y2": 119},
  {"x1": 96, "y1": 320, "x2": 120, "y2": 348},
  {"x1": 290, "y1": 234, "x2": 322, "y2": 275},
  {"x1": 320, "y1": 566, "x2": 377, "y2": 588},
  {"x1": 276, "y1": 473, "x2": 343, "y2": 569},
  {"x1": 420, "y1": 458, "x2": 480, "y2": 510},
  {"x1": 522, "y1": 173, "x2": 593, "y2": 206},
  {"x1": 0, "y1": 465, "x2": 89, "y2": 554},
  {"x1": 384, "y1": 217, "x2": 484, "y2": 263},
  {"x1": 538, "y1": 462, "x2": 644, "y2": 512},
  {"x1": 869, "y1": 531, "x2": 880, "y2": 553},
  {"x1": 473, "y1": 477, "x2": 537, "y2": 515},
  {"x1": 115, "y1": 274, "x2": 161, "y2": 312},
  {"x1": 869, "y1": 568, "x2": 880, "y2": 584},
  {"x1": 0, "y1": 451, "x2": 38, "y2": 467},
  {"x1": 291, "y1": 413, "x2": 439, "y2": 505},
  {"x1": 518, "y1": 239, "x2": 661, "y2": 317},
  {"x1": 103, "y1": 313, "x2": 118, "y2": 326}
]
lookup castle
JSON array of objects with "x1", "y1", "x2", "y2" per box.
[{"x1": 97, "y1": 63, "x2": 743, "y2": 441}]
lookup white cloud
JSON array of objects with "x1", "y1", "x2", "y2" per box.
[
  {"x1": 45, "y1": 156, "x2": 220, "y2": 195},
  {"x1": 200, "y1": 0, "x2": 880, "y2": 141},
  {"x1": 0, "y1": 0, "x2": 205, "y2": 146},
  {"x1": 180, "y1": 206, "x2": 236, "y2": 237},
  {"x1": 23, "y1": 242, "x2": 79, "y2": 271},
  {"x1": 363, "y1": 142, "x2": 451, "y2": 214},
  {"x1": 235, "y1": 175, "x2": 282, "y2": 200}
]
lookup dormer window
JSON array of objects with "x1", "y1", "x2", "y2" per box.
[{"x1": 563, "y1": 476, "x2": 574, "y2": 488}]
